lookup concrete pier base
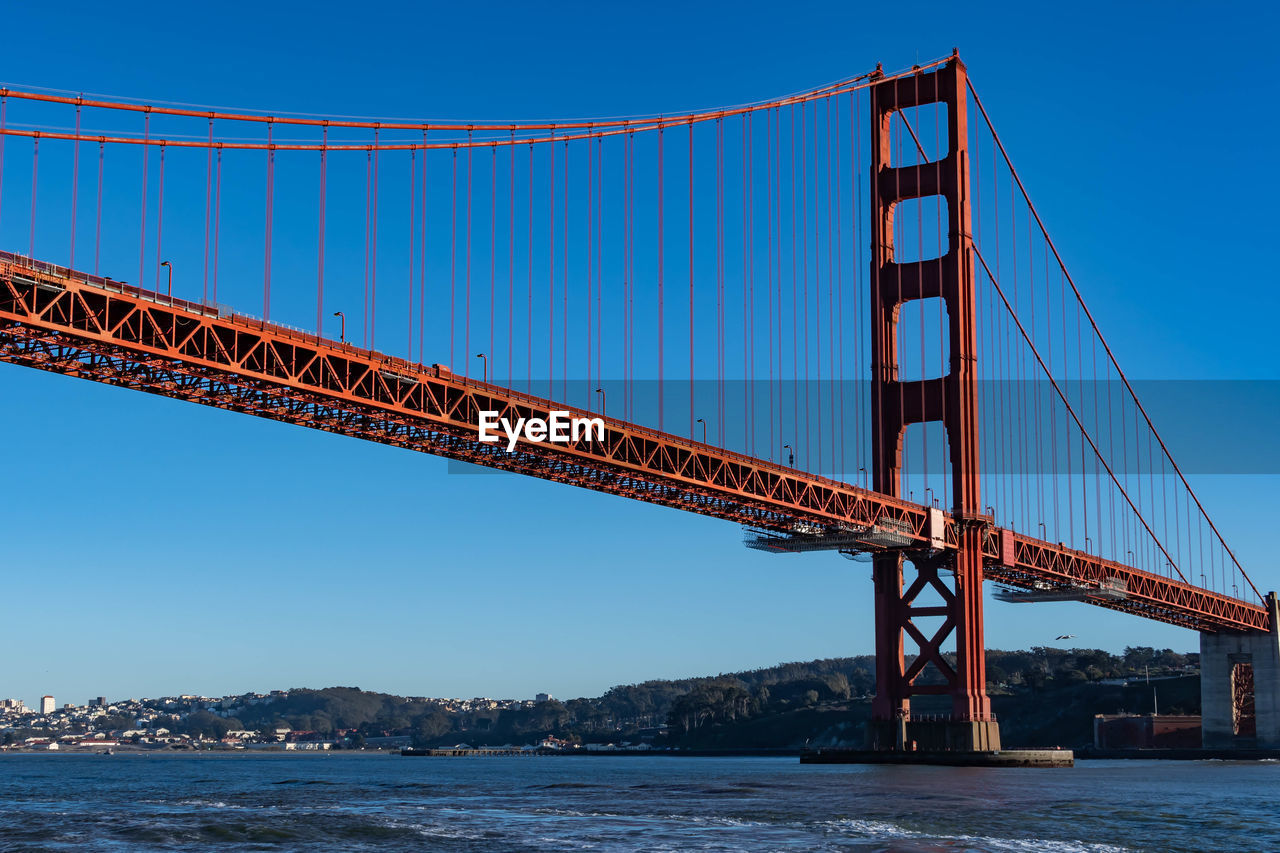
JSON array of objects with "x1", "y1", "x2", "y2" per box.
[
  {"x1": 865, "y1": 717, "x2": 1001, "y2": 752},
  {"x1": 1201, "y1": 592, "x2": 1280, "y2": 748},
  {"x1": 802, "y1": 748, "x2": 1072, "y2": 767}
]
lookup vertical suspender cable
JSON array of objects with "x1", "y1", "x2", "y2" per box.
[
  {"x1": 29, "y1": 136, "x2": 38, "y2": 257},
  {"x1": 94, "y1": 142, "x2": 104, "y2": 276},
  {"x1": 719, "y1": 117, "x2": 726, "y2": 446},
  {"x1": 509, "y1": 133, "x2": 515, "y2": 383},
  {"x1": 813, "y1": 100, "x2": 824, "y2": 476},
  {"x1": 596, "y1": 134, "x2": 604, "y2": 399},
  {"x1": 893, "y1": 113, "x2": 905, "y2": 495},
  {"x1": 992, "y1": 140, "x2": 1009, "y2": 526},
  {"x1": 562, "y1": 139, "x2": 568, "y2": 399},
  {"x1": 1117, "y1": 264, "x2": 1130, "y2": 560},
  {"x1": 777, "y1": 106, "x2": 785, "y2": 462},
  {"x1": 156, "y1": 141, "x2": 166, "y2": 295},
  {"x1": 596, "y1": 134, "x2": 604, "y2": 394},
  {"x1": 587, "y1": 134, "x2": 594, "y2": 400},
  {"x1": 490, "y1": 143, "x2": 497, "y2": 380},
  {"x1": 790, "y1": 104, "x2": 798, "y2": 464},
  {"x1": 365, "y1": 147, "x2": 373, "y2": 348},
  {"x1": 829, "y1": 95, "x2": 839, "y2": 479},
  {"x1": 688, "y1": 120, "x2": 695, "y2": 439},
  {"x1": 408, "y1": 148, "x2": 416, "y2": 361},
  {"x1": 318, "y1": 126, "x2": 327, "y2": 337},
  {"x1": 851, "y1": 94, "x2": 860, "y2": 478},
  {"x1": 213, "y1": 146, "x2": 222, "y2": 303},
  {"x1": 0, "y1": 95, "x2": 6, "y2": 239},
  {"x1": 204, "y1": 119, "x2": 214, "y2": 304},
  {"x1": 139, "y1": 111, "x2": 149, "y2": 288},
  {"x1": 658, "y1": 125, "x2": 665, "y2": 431},
  {"x1": 722, "y1": 116, "x2": 729, "y2": 447},
  {"x1": 622, "y1": 132, "x2": 630, "y2": 417},
  {"x1": 527, "y1": 142, "x2": 533, "y2": 392},
  {"x1": 766, "y1": 108, "x2": 775, "y2": 461},
  {"x1": 745, "y1": 113, "x2": 754, "y2": 452},
  {"x1": 465, "y1": 130, "x2": 473, "y2": 376},
  {"x1": 825, "y1": 98, "x2": 835, "y2": 478},
  {"x1": 264, "y1": 122, "x2": 276, "y2": 318},
  {"x1": 549, "y1": 130, "x2": 556, "y2": 397},
  {"x1": 911, "y1": 101, "x2": 925, "y2": 502},
  {"x1": 803, "y1": 102, "x2": 814, "y2": 471},
  {"x1": 371, "y1": 128, "x2": 380, "y2": 347},
  {"x1": 777, "y1": 105, "x2": 784, "y2": 463},
  {"x1": 1077, "y1": 272, "x2": 1088, "y2": 551},
  {"x1": 629, "y1": 130, "x2": 636, "y2": 420},
  {"x1": 624, "y1": 132, "x2": 633, "y2": 419},
  {"x1": 1028, "y1": 194, "x2": 1042, "y2": 531},
  {"x1": 1046, "y1": 230, "x2": 1060, "y2": 539},
  {"x1": 70, "y1": 102, "x2": 81, "y2": 269},
  {"x1": 733, "y1": 114, "x2": 743, "y2": 451},
  {"x1": 427, "y1": 129, "x2": 437, "y2": 361},
  {"x1": 449, "y1": 146, "x2": 456, "y2": 366},
  {"x1": 975, "y1": 121, "x2": 991, "y2": 512}
]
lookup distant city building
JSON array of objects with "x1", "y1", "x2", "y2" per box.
[
  {"x1": 40, "y1": 696, "x2": 54, "y2": 715},
  {"x1": 535, "y1": 693, "x2": 553, "y2": 703},
  {"x1": 90, "y1": 697, "x2": 107, "y2": 707}
]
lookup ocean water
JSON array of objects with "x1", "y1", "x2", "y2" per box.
[{"x1": 0, "y1": 754, "x2": 1274, "y2": 852}]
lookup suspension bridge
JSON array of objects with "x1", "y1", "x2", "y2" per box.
[{"x1": 0, "y1": 52, "x2": 1270, "y2": 753}]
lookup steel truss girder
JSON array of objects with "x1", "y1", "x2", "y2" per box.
[
  {"x1": 0, "y1": 256, "x2": 932, "y2": 542},
  {"x1": 0, "y1": 253, "x2": 1267, "y2": 634}
]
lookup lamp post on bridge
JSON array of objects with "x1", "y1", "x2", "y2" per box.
[
  {"x1": 333, "y1": 311, "x2": 345, "y2": 343},
  {"x1": 595, "y1": 387, "x2": 605, "y2": 417},
  {"x1": 160, "y1": 261, "x2": 172, "y2": 299},
  {"x1": 783, "y1": 444, "x2": 794, "y2": 468},
  {"x1": 695, "y1": 418, "x2": 706, "y2": 444},
  {"x1": 476, "y1": 353, "x2": 488, "y2": 383}
]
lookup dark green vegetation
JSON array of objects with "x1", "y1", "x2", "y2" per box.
[{"x1": 186, "y1": 646, "x2": 1196, "y2": 749}]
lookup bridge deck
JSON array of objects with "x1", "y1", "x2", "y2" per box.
[{"x1": 0, "y1": 251, "x2": 1266, "y2": 633}]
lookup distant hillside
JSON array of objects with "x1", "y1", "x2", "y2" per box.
[
  {"x1": 659, "y1": 646, "x2": 1197, "y2": 750},
  {"x1": 173, "y1": 645, "x2": 1196, "y2": 750}
]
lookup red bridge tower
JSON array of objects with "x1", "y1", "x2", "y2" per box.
[{"x1": 866, "y1": 55, "x2": 999, "y2": 751}]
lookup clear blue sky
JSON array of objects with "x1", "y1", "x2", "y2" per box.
[{"x1": 1, "y1": 1, "x2": 1277, "y2": 707}]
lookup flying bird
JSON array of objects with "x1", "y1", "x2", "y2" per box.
[{"x1": 1054, "y1": 634, "x2": 1076, "y2": 640}]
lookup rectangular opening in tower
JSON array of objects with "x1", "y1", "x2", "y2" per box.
[
  {"x1": 888, "y1": 103, "x2": 949, "y2": 168},
  {"x1": 890, "y1": 195, "x2": 949, "y2": 263},
  {"x1": 896, "y1": 296, "x2": 949, "y2": 382}
]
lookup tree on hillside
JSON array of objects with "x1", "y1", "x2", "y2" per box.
[
  {"x1": 667, "y1": 681, "x2": 755, "y2": 735},
  {"x1": 410, "y1": 710, "x2": 453, "y2": 748}
]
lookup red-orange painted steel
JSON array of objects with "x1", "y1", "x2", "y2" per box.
[
  {"x1": 0, "y1": 59, "x2": 950, "y2": 140},
  {"x1": 0, "y1": 251, "x2": 1267, "y2": 636},
  {"x1": 868, "y1": 58, "x2": 992, "y2": 724}
]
